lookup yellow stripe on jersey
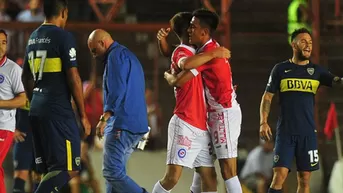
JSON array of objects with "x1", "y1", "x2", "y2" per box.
[
  {"x1": 66, "y1": 140, "x2": 72, "y2": 171},
  {"x1": 280, "y1": 78, "x2": 320, "y2": 94},
  {"x1": 20, "y1": 99, "x2": 30, "y2": 111},
  {"x1": 29, "y1": 58, "x2": 62, "y2": 73}
]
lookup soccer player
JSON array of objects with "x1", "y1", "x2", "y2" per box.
[
  {"x1": 21, "y1": 0, "x2": 91, "y2": 192},
  {"x1": 165, "y1": 9, "x2": 243, "y2": 193},
  {"x1": 87, "y1": 29, "x2": 149, "y2": 193},
  {"x1": 153, "y1": 12, "x2": 230, "y2": 193},
  {"x1": 259, "y1": 28, "x2": 343, "y2": 193},
  {"x1": 0, "y1": 29, "x2": 27, "y2": 193}
]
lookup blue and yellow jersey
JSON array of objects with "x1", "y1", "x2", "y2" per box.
[
  {"x1": 23, "y1": 24, "x2": 77, "y2": 119},
  {"x1": 266, "y1": 60, "x2": 335, "y2": 136}
]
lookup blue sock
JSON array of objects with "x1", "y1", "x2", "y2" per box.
[
  {"x1": 268, "y1": 188, "x2": 282, "y2": 193},
  {"x1": 13, "y1": 178, "x2": 25, "y2": 193},
  {"x1": 34, "y1": 171, "x2": 71, "y2": 193}
]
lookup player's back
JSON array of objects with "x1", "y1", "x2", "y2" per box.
[
  {"x1": 25, "y1": 24, "x2": 76, "y2": 119},
  {"x1": 171, "y1": 45, "x2": 207, "y2": 130},
  {"x1": 197, "y1": 39, "x2": 238, "y2": 111}
]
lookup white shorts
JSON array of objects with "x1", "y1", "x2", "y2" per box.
[
  {"x1": 166, "y1": 115, "x2": 214, "y2": 169},
  {"x1": 208, "y1": 106, "x2": 242, "y2": 159}
]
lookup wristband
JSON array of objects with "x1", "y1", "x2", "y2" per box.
[{"x1": 260, "y1": 122, "x2": 267, "y2": 126}]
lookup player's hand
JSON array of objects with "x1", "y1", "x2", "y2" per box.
[
  {"x1": 212, "y1": 47, "x2": 231, "y2": 59},
  {"x1": 81, "y1": 117, "x2": 91, "y2": 137},
  {"x1": 260, "y1": 123, "x2": 273, "y2": 141},
  {"x1": 14, "y1": 129, "x2": 26, "y2": 142},
  {"x1": 96, "y1": 121, "x2": 107, "y2": 139},
  {"x1": 164, "y1": 71, "x2": 177, "y2": 86},
  {"x1": 157, "y1": 28, "x2": 170, "y2": 41}
]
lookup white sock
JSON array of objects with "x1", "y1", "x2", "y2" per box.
[
  {"x1": 190, "y1": 172, "x2": 201, "y2": 193},
  {"x1": 224, "y1": 176, "x2": 242, "y2": 193},
  {"x1": 152, "y1": 181, "x2": 171, "y2": 193}
]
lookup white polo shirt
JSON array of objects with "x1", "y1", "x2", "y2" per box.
[{"x1": 0, "y1": 57, "x2": 25, "y2": 132}]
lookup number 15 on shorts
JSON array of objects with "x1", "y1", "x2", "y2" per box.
[{"x1": 308, "y1": 150, "x2": 319, "y2": 167}]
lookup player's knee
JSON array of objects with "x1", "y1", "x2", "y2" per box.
[
  {"x1": 68, "y1": 171, "x2": 79, "y2": 179},
  {"x1": 14, "y1": 170, "x2": 29, "y2": 180},
  {"x1": 196, "y1": 167, "x2": 217, "y2": 190},
  {"x1": 297, "y1": 172, "x2": 311, "y2": 188},
  {"x1": 160, "y1": 165, "x2": 183, "y2": 189},
  {"x1": 219, "y1": 158, "x2": 237, "y2": 180},
  {"x1": 31, "y1": 172, "x2": 42, "y2": 183}
]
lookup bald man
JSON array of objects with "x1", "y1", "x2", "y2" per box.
[{"x1": 88, "y1": 29, "x2": 149, "y2": 193}]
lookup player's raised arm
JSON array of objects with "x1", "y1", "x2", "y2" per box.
[
  {"x1": 157, "y1": 28, "x2": 173, "y2": 57},
  {"x1": 180, "y1": 46, "x2": 230, "y2": 70}
]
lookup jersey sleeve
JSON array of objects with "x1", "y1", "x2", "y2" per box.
[
  {"x1": 318, "y1": 66, "x2": 335, "y2": 87},
  {"x1": 11, "y1": 65, "x2": 25, "y2": 95},
  {"x1": 59, "y1": 32, "x2": 77, "y2": 69},
  {"x1": 265, "y1": 64, "x2": 280, "y2": 93},
  {"x1": 172, "y1": 47, "x2": 194, "y2": 69}
]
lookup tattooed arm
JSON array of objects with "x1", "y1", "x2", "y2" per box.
[
  {"x1": 260, "y1": 92, "x2": 274, "y2": 125},
  {"x1": 259, "y1": 92, "x2": 274, "y2": 141}
]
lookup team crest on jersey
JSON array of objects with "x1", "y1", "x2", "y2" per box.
[
  {"x1": 307, "y1": 68, "x2": 315, "y2": 75},
  {"x1": 75, "y1": 157, "x2": 81, "y2": 166},
  {"x1": 178, "y1": 148, "x2": 187, "y2": 158},
  {"x1": 0, "y1": 74, "x2": 4, "y2": 84},
  {"x1": 274, "y1": 155, "x2": 279, "y2": 163}
]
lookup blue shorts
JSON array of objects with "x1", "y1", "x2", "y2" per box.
[
  {"x1": 13, "y1": 132, "x2": 35, "y2": 171},
  {"x1": 30, "y1": 116, "x2": 81, "y2": 173},
  {"x1": 273, "y1": 134, "x2": 319, "y2": 172},
  {"x1": 13, "y1": 109, "x2": 36, "y2": 171}
]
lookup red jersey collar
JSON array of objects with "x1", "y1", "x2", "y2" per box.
[
  {"x1": 197, "y1": 39, "x2": 213, "y2": 53},
  {"x1": 0, "y1": 56, "x2": 7, "y2": 67}
]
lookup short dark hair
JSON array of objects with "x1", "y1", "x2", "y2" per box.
[
  {"x1": 291, "y1": 28, "x2": 311, "y2": 42},
  {"x1": 43, "y1": 0, "x2": 68, "y2": 19},
  {"x1": 192, "y1": 9, "x2": 219, "y2": 34},
  {"x1": 170, "y1": 12, "x2": 193, "y2": 38},
  {"x1": 0, "y1": 29, "x2": 7, "y2": 40}
]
